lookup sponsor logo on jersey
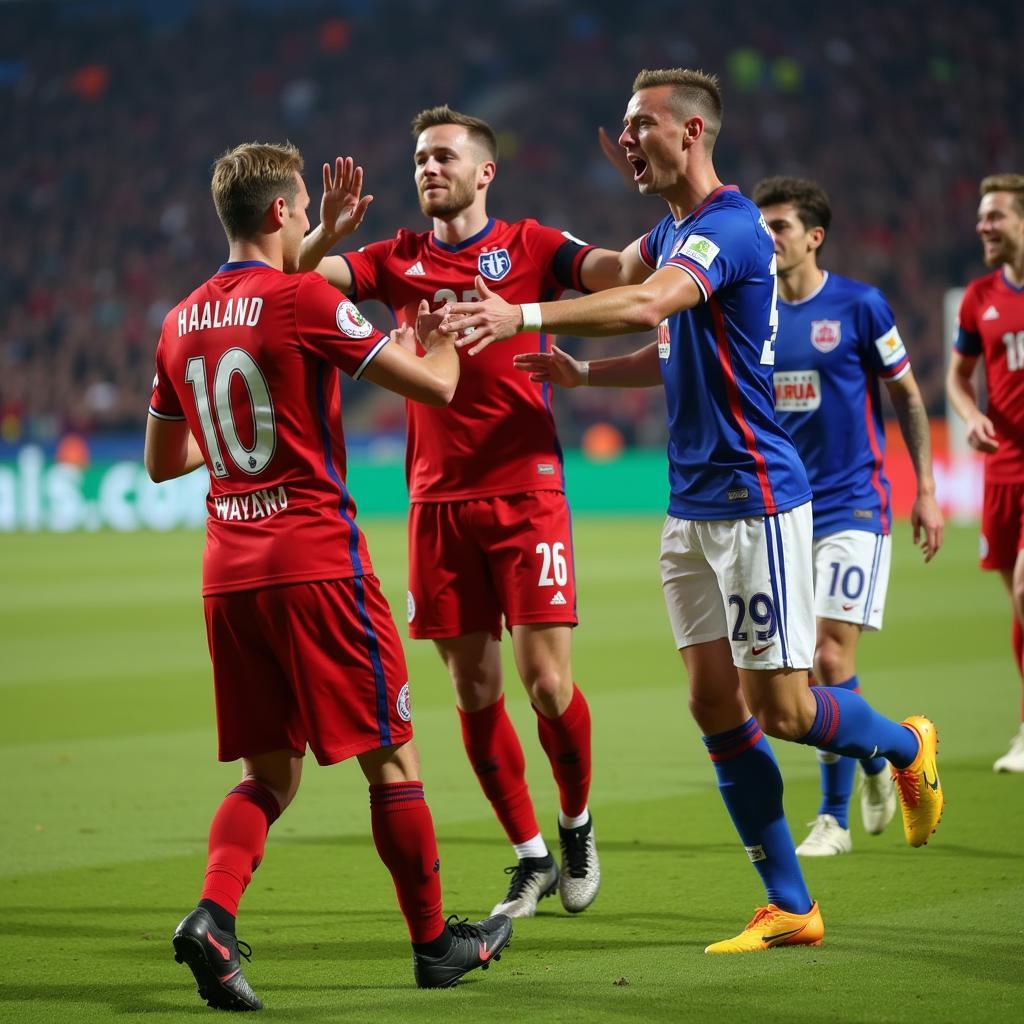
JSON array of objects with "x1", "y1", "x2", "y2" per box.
[
  {"x1": 774, "y1": 370, "x2": 821, "y2": 411},
  {"x1": 744, "y1": 844, "x2": 767, "y2": 863},
  {"x1": 478, "y1": 248, "x2": 511, "y2": 281},
  {"x1": 982, "y1": 305, "x2": 1000, "y2": 321},
  {"x1": 676, "y1": 233, "x2": 720, "y2": 269},
  {"x1": 874, "y1": 326, "x2": 906, "y2": 366},
  {"x1": 336, "y1": 300, "x2": 374, "y2": 339},
  {"x1": 810, "y1": 319, "x2": 841, "y2": 353},
  {"x1": 537, "y1": 463, "x2": 556, "y2": 475},
  {"x1": 727, "y1": 487, "x2": 749, "y2": 501},
  {"x1": 404, "y1": 261, "x2": 426, "y2": 276},
  {"x1": 853, "y1": 509, "x2": 874, "y2": 519},
  {"x1": 406, "y1": 591, "x2": 416, "y2": 623},
  {"x1": 396, "y1": 682, "x2": 412, "y2": 722},
  {"x1": 657, "y1": 319, "x2": 671, "y2": 360},
  {"x1": 550, "y1": 590, "x2": 567, "y2": 606}
]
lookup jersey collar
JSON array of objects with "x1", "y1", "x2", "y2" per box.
[
  {"x1": 1000, "y1": 267, "x2": 1024, "y2": 293},
  {"x1": 780, "y1": 270, "x2": 830, "y2": 307},
  {"x1": 674, "y1": 184, "x2": 740, "y2": 228},
  {"x1": 430, "y1": 217, "x2": 495, "y2": 253},
  {"x1": 217, "y1": 260, "x2": 273, "y2": 273}
]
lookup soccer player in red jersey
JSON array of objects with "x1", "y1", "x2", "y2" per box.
[
  {"x1": 145, "y1": 143, "x2": 511, "y2": 1009},
  {"x1": 948, "y1": 173, "x2": 1024, "y2": 773},
  {"x1": 299, "y1": 107, "x2": 649, "y2": 917}
]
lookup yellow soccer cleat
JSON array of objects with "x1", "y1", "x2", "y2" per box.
[
  {"x1": 704, "y1": 902, "x2": 824, "y2": 954},
  {"x1": 891, "y1": 715, "x2": 943, "y2": 847}
]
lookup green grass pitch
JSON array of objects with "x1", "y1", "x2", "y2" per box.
[{"x1": 1, "y1": 518, "x2": 1022, "y2": 1022}]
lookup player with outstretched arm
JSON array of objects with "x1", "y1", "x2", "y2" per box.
[
  {"x1": 449, "y1": 68, "x2": 945, "y2": 953},
  {"x1": 145, "y1": 143, "x2": 510, "y2": 1009}
]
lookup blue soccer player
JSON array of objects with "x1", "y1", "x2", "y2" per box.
[
  {"x1": 753, "y1": 176, "x2": 944, "y2": 856},
  {"x1": 447, "y1": 67, "x2": 945, "y2": 952}
]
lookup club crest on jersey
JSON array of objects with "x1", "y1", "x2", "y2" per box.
[
  {"x1": 478, "y1": 248, "x2": 511, "y2": 281},
  {"x1": 336, "y1": 300, "x2": 374, "y2": 339},
  {"x1": 810, "y1": 319, "x2": 841, "y2": 353},
  {"x1": 396, "y1": 683, "x2": 412, "y2": 722}
]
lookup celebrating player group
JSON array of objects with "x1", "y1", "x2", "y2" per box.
[{"x1": 145, "y1": 64, "x2": 983, "y2": 1010}]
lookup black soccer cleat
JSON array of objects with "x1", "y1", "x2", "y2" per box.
[
  {"x1": 172, "y1": 906, "x2": 263, "y2": 1011},
  {"x1": 413, "y1": 913, "x2": 513, "y2": 989}
]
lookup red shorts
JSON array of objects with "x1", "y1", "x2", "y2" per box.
[
  {"x1": 203, "y1": 576, "x2": 413, "y2": 765},
  {"x1": 407, "y1": 490, "x2": 578, "y2": 639},
  {"x1": 980, "y1": 480, "x2": 1024, "y2": 570}
]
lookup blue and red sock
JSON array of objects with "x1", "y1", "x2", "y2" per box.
[
  {"x1": 801, "y1": 684, "x2": 919, "y2": 768},
  {"x1": 703, "y1": 718, "x2": 812, "y2": 914}
]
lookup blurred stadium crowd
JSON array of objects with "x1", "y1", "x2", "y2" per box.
[{"x1": 1, "y1": 0, "x2": 1020, "y2": 447}]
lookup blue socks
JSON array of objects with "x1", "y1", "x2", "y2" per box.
[
  {"x1": 704, "y1": 719, "x2": 812, "y2": 914},
  {"x1": 801, "y1": 683, "x2": 919, "y2": 769}
]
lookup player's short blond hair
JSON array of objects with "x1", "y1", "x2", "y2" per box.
[
  {"x1": 632, "y1": 68, "x2": 722, "y2": 147},
  {"x1": 411, "y1": 105, "x2": 498, "y2": 161},
  {"x1": 211, "y1": 142, "x2": 304, "y2": 240},
  {"x1": 981, "y1": 174, "x2": 1024, "y2": 217}
]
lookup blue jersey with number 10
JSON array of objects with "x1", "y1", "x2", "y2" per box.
[
  {"x1": 773, "y1": 271, "x2": 910, "y2": 539},
  {"x1": 639, "y1": 186, "x2": 811, "y2": 520}
]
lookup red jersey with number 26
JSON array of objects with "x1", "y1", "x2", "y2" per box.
[
  {"x1": 955, "y1": 268, "x2": 1024, "y2": 482},
  {"x1": 344, "y1": 218, "x2": 593, "y2": 501},
  {"x1": 149, "y1": 262, "x2": 390, "y2": 595}
]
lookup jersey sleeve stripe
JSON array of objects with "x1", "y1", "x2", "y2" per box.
[
  {"x1": 709, "y1": 298, "x2": 777, "y2": 514},
  {"x1": 638, "y1": 233, "x2": 657, "y2": 270},
  {"x1": 351, "y1": 335, "x2": 390, "y2": 380},
  {"x1": 879, "y1": 354, "x2": 911, "y2": 380},
  {"x1": 953, "y1": 326, "x2": 983, "y2": 356},
  {"x1": 663, "y1": 259, "x2": 711, "y2": 301},
  {"x1": 148, "y1": 406, "x2": 186, "y2": 421}
]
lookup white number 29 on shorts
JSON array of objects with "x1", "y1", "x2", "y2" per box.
[{"x1": 536, "y1": 542, "x2": 568, "y2": 587}]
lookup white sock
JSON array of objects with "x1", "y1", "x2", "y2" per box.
[
  {"x1": 513, "y1": 833, "x2": 548, "y2": 860},
  {"x1": 558, "y1": 807, "x2": 590, "y2": 830}
]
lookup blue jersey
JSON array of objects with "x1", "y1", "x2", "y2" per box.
[
  {"x1": 773, "y1": 271, "x2": 910, "y2": 538},
  {"x1": 639, "y1": 186, "x2": 811, "y2": 520}
]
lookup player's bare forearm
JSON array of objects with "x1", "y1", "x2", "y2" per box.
[
  {"x1": 945, "y1": 352, "x2": 981, "y2": 422},
  {"x1": 298, "y1": 225, "x2": 337, "y2": 273},
  {"x1": 887, "y1": 372, "x2": 944, "y2": 560},
  {"x1": 144, "y1": 417, "x2": 204, "y2": 482},
  {"x1": 447, "y1": 267, "x2": 697, "y2": 355},
  {"x1": 589, "y1": 341, "x2": 663, "y2": 387},
  {"x1": 887, "y1": 374, "x2": 936, "y2": 496}
]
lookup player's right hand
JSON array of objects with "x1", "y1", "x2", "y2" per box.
[
  {"x1": 513, "y1": 346, "x2": 586, "y2": 388},
  {"x1": 319, "y1": 156, "x2": 374, "y2": 242},
  {"x1": 415, "y1": 299, "x2": 457, "y2": 351},
  {"x1": 966, "y1": 412, "x2": 999, "y2": 453}
]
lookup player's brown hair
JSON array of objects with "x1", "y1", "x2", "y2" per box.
[
  {"x1": 632, "y1": 68, "x2": 723, "y2": 147},
  {"x1": 411, "y1": 105, "x2": 498, "y2": 161},
  {"x1": 980, "y1": 174, "x2": 1024, "y2": 217},
  {"x1": 211, "y1": 142, "x2": 304, "y2": 240},
  {"x1": 752, "y1": 176, "x2": 832, "y2": 250}
]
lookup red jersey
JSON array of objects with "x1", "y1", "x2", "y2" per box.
[
  {"x1": 344, "y1": 218, "x2": 593, "y2": 501},
  {"x1": 149, "y1": 261, "x2": 390, "y2": 595},
  {"x1": 955, "y1": 268, "x2": 1024, "y2": 482}
]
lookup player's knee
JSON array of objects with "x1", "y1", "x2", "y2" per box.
[
  {"x1": 813, "y1": 641, "x2": 847, "y2": 684},
  {"x1": 525, "y1": 668, "x2": 570, "y2": 715}
]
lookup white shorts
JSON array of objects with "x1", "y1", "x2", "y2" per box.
[
  {"x1": 812, "y1": 530, "x2": 891, "y2": 631},
  {"x1": 660, "y1": 502, "x2": 815, "y2": 671}
]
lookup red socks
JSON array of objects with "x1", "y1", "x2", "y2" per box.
[
  {"x1": 458, "y1": 696, "x2": 540, "y2": 844},
  {"x1": 534, "y1": 684, "x2": 592, "y2": 818},
  {"x1": 369, "y1": 782, "x2": 445, "y2": 944},
  {"x1": 200, "y1": 780, "x2": 281, "y2": 916}
]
